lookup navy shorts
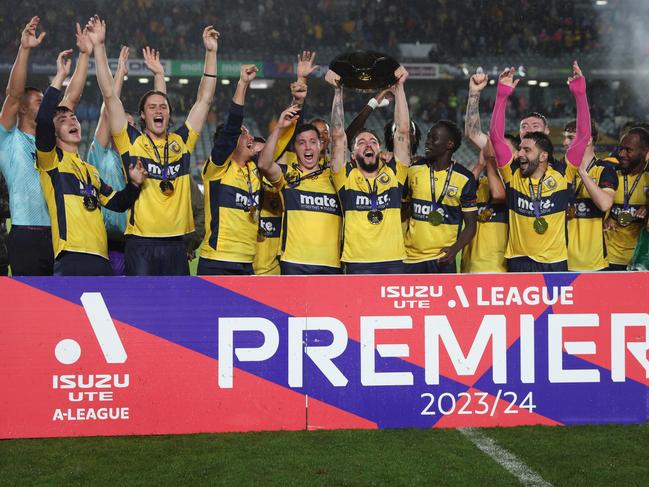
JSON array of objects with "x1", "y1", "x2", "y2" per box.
[
  {"x1": 8, "y1": 225, "x2": 54, "y2": 276},
  {"x1": 345, "y1": 260, "x2": 405, "y2": 275},
  {"x1": 280, "y1": 261, "x2": 342, "y2": 275},
  {"x1": 53, "y1": 251, "x2": 113, "y2": 276},
  {"x1": 125, "y1": 236, "x2": 189, "y2": 276},
  {"x1": 507, "y1": 256, "x2": 568, "y2": 273},
  {"x1": 404, "y1": 258, "x2": 457, "y2": 274},
  {"x1": 197, "y1": 258, "x2": 253, "y2": 276}
]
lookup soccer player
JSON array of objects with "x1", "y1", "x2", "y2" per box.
[
  {"x1": 35, "y1": 50, "x2": 146, "y2": 276},
  {"x1": 86, "y1": 46, "x2": 165, "y2": 275},
  {"x1": 327, "y1": 65, "x2": 411, "y2": 274},
  {"x1": 258, "y1": 107, "x2": 343, "y2": 274},
  {"x1": 489, "y1": 65, "x2": 591, "y2": 272},
  {"x1": 404, "y1": 119, "x2": 477, "y2": 273},
  {"x1": 0, "y1": 18, "x2": 90, "y2": 275},
  {"x1": 604, "y1": 127, "x2": 649, "y2": 270},
  {"x1": 563, "y1": 120, "x2": 618, "y2": 272},
  {"x1": 88, "y1": 15, "x2": 218, "y2": 275}
]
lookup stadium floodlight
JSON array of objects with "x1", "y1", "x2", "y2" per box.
[
  {"x1": 164, "y1": 76, "x2": 170, "y2": 82},
  {"x1": 596, "y1": 0, "x2": 608, "y2": 6},
  {"x1": 539, "y1": 81, "x2": 550, "y2": 88},
  {"x1": 123, "y1": 76, "x2": 128, "y2": 81},
  {"x1": 527, "y1": 80, "x2": 538, "y2": 86},
  {"x1": 489, "y1": 79, "x2": 495, "y2": 85},
  {"x1": 138, "y1": 78, "x2": 149, "y2": 84},
  {"x1": 179, "y1": 78, "x2": 189, "y2": 85},
  {"x1": 250, "y1": 79, "x2": 274, "y2": 90},
  {"x1": 221, "y1": 79, "x2": 231, "y2": 85}
]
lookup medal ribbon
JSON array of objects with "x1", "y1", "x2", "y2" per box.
[
  {"x1": 244, "y1": 165, "x2": 258, "y2": 212},
  {"x1": 287, "y1": 165, "x2": 327, "y2": 188},
  {"x1": 84, "y1": 168, "x2": 94, "y2": 197},
  {"x1": 365, "y1": 177, "x2": 379, "y2": 212},
  {"x1": 528, "y1": 175, "x2": 546, "y2": 219},
  {"x1": 622, "y1": 162, "x2": 647, "y2": 210},
  {"x1": 145, "y1": 134, "x2": 170, "y2": 180},
  {"x1": 429, "y1": 162, "x2": 455, "y2": 213}
]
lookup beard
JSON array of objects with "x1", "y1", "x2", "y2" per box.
[
  {"x1": 519, "y1": 157, "x2": 540, "y2": 177},
  {"x1": 354, "y1": 152, "x2": 379, "y2": 173}
]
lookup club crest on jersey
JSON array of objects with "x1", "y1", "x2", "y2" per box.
[
  {"x1": 544, "y1": 177, "x2": 557, "y2": 190},
  {"x1": 377, "y1": 173, "x2": 391, "y2": 185},
  {"x1": 447, "y1": 185, "x2": 458, "y2": 197},
  {"x1": 169, "y1": 141, "x2": 181, "y2": 154}
]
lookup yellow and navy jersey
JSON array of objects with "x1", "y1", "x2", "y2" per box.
[
  {"x1": 274, "y1": 164, "x2": 342, "y2": 268},
  {"x1": 605, "y1": 165, "x2": 649, "y2": 266},
  {"x1": 461, "y1": 175, "x2": 508, "y2": 273},
  {"x1": 333, "y1": 157, "x2": 407, "y2": 263},
  {"x1": 253, "y1": 181, "x2": 283, "y2": 275},
  {"x1": 499, "y1": 157, "x2": 570, "y2": 264},
  {"x1": 565, "y1": 159, "x2": 618, "y2": 271},
  {"x1": 112, "y1": 122, "x2": 198, "y2": 237},
  {"x1": 35, "y1": 87, "x2": 139, "y2": 259},
  {"x1": 404, "y1": 160, "x2": 477, "y2": 263}
]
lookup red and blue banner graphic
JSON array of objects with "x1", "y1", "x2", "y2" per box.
[{"x1": 1, "y1": 273, "x2": 648, "y2": 438}]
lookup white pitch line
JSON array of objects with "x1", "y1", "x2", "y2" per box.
[{"x1": 459, "y1": 428, "x2": 553, "y2": 487}]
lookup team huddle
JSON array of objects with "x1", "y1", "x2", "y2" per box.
[{"x1": 1, "y1": 16, "x2": 648, "y2": 276}]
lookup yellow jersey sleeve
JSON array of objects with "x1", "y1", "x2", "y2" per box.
[
  {"x1": 36, "y1": 147, "x2": 59, "y2": 172},
  {"x1": 111, "y1": 124, "x2": 131, "y2": 156},
  {"x1": 177, "y1": 122, "x2": 199, "y2": 153}
]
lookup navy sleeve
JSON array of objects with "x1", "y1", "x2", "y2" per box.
[
  {"x1": 599, "y1": 163, "x2": 619, "y2": 191},
  {"x1": 103, "y1": 181, "x2": 140, "y2": 212},
  {"x1": 35, "y1": 86, "x2": 62, "y2": 152},
  {"x1": 210, "y1": 101, "x2": 244, "y2": 166}
]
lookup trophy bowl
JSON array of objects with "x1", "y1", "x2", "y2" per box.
[{"x1": 329, "y1": 51, "x2": 400, "y2": 92}]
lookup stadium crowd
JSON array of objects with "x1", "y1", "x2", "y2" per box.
[{"x1": 1, "y1": 14, "x2": 648, "y2": 277}]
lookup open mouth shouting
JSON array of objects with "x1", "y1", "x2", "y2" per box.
[
  {"x1": 303, "y1": 149, "x2": 316, "y2": 164},
  {"x1": 153, "y1": 115, "x2": 165, "y2": 130}
]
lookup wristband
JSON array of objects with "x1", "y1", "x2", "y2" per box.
[{"x1": 203, "y1": 72, "x2": 217, "y2": 78}]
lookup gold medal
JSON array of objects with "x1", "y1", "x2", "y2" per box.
[
  {"x1": 566, "y1": 205, "x2": 577, "y2": 220},
  {"x1": 160, "y1": 180, "x2": 174, "y2": 196},
  {"x1": 428, "y1": 211, "x2": 443, "y2": 226},
  {"x1": 533, "y1": 217, "x2": 549, "y2": 234},
  {"x1": 256, "y1": 229, "x2": 266, "y2": 242},
  {"x1": 618, "y1": 210, "x2": 633, "y2": 227},
  {"x1": 248, "y1": 206, "x2": 259, "y2": 223},
  {"x1": 478, "y1": 208, "x2": 493, "y2": 223},
  {"x1": 367, "y1": 210, "x2": 384, "y2": 224}
]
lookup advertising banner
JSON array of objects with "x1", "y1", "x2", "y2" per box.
[{"x1": 1, "y1": 273, "x2": 647, "y2": 438}]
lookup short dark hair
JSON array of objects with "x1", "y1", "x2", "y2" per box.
[
  {"x1": 563, "y1": 119, "x2": 599, "y2": 144},
  {"x1": 384, "y1": 119, "x2": 422, "y2": 155},
  {"x1": 626, "y1": 127, "x2": 649, "y2": 149},
  {"x1": 505, "y1": 133, "x2": 521, "y2": 150},
  {"x1": 253, "y1": 136, "x2": 266, "y2": 144},
  {"x1": 294, "y1": 123, "x2": 321, "y2": 140},
  {"x1": 521, "y1": 111, "x2": 548, "y2": 128},
  {"x1": 523, "y1": 131, "x2": 554, "y2": 160},
  {"x1": 54, "y1": 105, "x2": 73, "y2": 115},
  {"x1": 24, "y1": 86, "x2": 42, "y2": 97},
  {"x1": 430, "y1": 119, "x2": 462, "y2": 153},
  {"x1": 138, "y1": 90, "x2": 173, "y2": 124},
  {"x1": 352, "y1": 128, "x2": 382, "y2": 148},
  {"x1": 309, "y1": 118, "x2": 329, "y2": 128}
]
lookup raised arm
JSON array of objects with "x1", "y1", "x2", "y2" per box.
[
  {"x1": 86, "y1": 15, "x2": 128, "y2": 134},
  {"x1": 258, "y1": 106, "x2": 300, "y2": 183},
  {"x1": 1, "y1": 16, "x2": 46, "y2": 130},
  {"x1": 565, "y1": 61, "x2": 591, "y2": 168},
  {"x1": 392, "y1": 66, "x2": 411, "y2": 166},
  {"x1": 59, "y1": 23, "x2": 92, "y2": 111},
  {"x1": 489, "y1": 67, "x2": 519, "y2": 167},
  {"x1": 185, "y1": 26, "x2": 219, "y2": 133},
  {"x1": 36, "y1": 50, "x2": 71, "y2": 165},
  {"x1": 577, "y1": 145, "x2": 615, "y2": 212},
  {"x1": 328, "y1": 72, "x2": 347, "y2": 174},
  {"x1": 465, "y1": 71, "x2": 489, "y2": 150},
  {"x1": 346, "y1": 87, "x2": 391, "y2": 147},
  {"x1": 143, "y1": 46, "x2": 167, "y2": 94},
  {"x1": 483, "y1": 143, "x2": 506, "y2": 203},
  {"x1": 94, "y1": 46, "x2": 129, "y2": 149}
]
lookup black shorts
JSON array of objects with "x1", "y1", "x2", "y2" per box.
[
  {"x1": 345, "y1": 260, "x2": 405, "y2": 275},
  {"x1": 507, "y1": 256, "x2": 568, "y2": 273},
  {"x1": 53, "y1": 251, "x2": 113, "y2": 276},
  {"x1": 7, "y1": 225, "x2": 54, "y2": 276},
  {"x1": 125, "y1": 236, "x2": 189, "y2": 276},
  {"x1": 404, "y1": 258, "x2": 457, "y2": 274},
  {"x1": 197, "y1": 258, "x2": 253, "y2": 276},
  {"x1": 280, "y1": 261, "x2": 342, "y2": 275},
  {"x1": 605, "y1": 263, "x2": 628, "y2": 272}
]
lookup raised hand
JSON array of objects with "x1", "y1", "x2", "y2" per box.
[
  {"x1": 117, "y1": 45, "x2": 130, "y2": 76},
  {"x1": 128, "y1": 158, "x2": 148, "y2": 186},
  {"x1": 240, "y1": 64, "x2": 258, "y2": 84},
  {"x1": 498, "y1": 67, "x2": 519, "y2": 89},
  {"x1": 21, "y1": 16, "x2": 46, "y2": 49},
  {"x1": 202, "y1": 25, "x2": 220, "y2": 52},
  {"x1": 142, "y1": 46, "x2": 164, "y2": 75},
  {"x1": 469, "y1": 72, "x2": 488, "y2": 93},
  {"x1": 277, "y1": 105, "x2": 300, "y2": 130},
  {"x1": 394, "y1": 65, "x2": 409, "y2": 86},
  {"x1": 567, "y1": 60, "x2": 583, "y2": 84},
  {"x1": 290, "y1": 81, "x2": 307, "y2": 104},
  {"x1": 297, "y1": 50, "x2": 318, "y2": 79},
  {"x1": 75, "y1": 22, "x2": 93, "y2": 54},
  {"x1": 325, "y1": 69, "x2": 341, "y2": 87},
  {"x1": 85, "y1": 15, "x2": 106, "y2": 46},
  {"x1": 567, "y1": 60, "x2": 586, "y2": 95},
  {"x1": 56, "y1": 49, "x2": 73, "y2": 79}
]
